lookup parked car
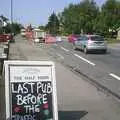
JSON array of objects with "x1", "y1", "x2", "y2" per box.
[
  {"x1": 73, "y1": 35, "x2": 107, "y2": 54},
  {"x1": 68, "y1": 34, "x2": 79, "y2": 43},
  {"x1": 0, "y1": 34, "x2": 14, "y2": 43}
]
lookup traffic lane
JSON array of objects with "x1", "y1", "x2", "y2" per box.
[
  {"x1": 53, "y1": 45, "x2": 95, "y2": 66},
  {"x1": 35, "y1": 44, "x2": 120, "y2": 120},
  {"x1": 58, "y1": 42, "x2": 120, "y2": 83},
  {"x1": 54, "y1": 41, "x2": 120, "y2": 76},
  {"x1": 58, "y1": 40, "x2": 120, "y2": 75},
  {"x1": 48, "y1": 43, "x2": 120, "y2": 97},
  {"x1": 74, "y1": 49, "x2": 120, "y2": 75},
  {"x1": 84, "y1": 48, "x2": 120, "y2": 75},
  {"x1": 50, "y1": 43, "x2": 111, "y2": 76},
  {"x1": 48, "y1": 44, "x2": 110, "y2": 82}
]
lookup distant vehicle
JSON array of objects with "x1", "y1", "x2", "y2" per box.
[
  {"x1": 20, "y1": 29, "x2": 26, "y2": 36},
  {"x1": 0, "y1": 34, "x2": 13, "y2": 43},
  {"x1": 68, "y1": 34, "x2": 79, "y2": 43},
  {"x1": 73, "y1": 35, "x2": 107, "y2": 54},
  {"x1": 33, "y1": 29, "x2": 46, "y2": 43}
]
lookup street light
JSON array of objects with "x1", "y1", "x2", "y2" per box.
[
  {"x1": 11, "y1": 0, "x2": 13, "y2": 23},
  {"x1": 11, "y1": 0, "x2": 13, "y2": 35}
]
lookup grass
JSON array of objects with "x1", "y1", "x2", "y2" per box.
[{"x1": 106, "y1": 38, "x2": 120, "y2": 44}]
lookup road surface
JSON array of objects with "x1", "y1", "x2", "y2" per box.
[
  {"x1": 41, "y1": 40, "x2": 120, "y2": 99},
  {"x1": 0, "y1": 35, "x2": 120, "y2": 120}
]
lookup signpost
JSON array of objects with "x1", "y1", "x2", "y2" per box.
[{"x1": 4, "y1": 61, "x2": 58, "y2": 120}]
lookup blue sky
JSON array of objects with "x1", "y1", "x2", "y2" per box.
[{"x1": 0, "y1": 0, "x2": 106, "y2": 26}]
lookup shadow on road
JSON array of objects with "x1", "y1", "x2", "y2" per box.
[{"x1": 58, "y1": 111, "x2": 88, "y2": 120}]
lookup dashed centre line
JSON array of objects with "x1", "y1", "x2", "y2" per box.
[
  {"x1": 109, "y1": 73, "x2": 120, "y2": 81},
  {"x1": 60, "y1": 47, "x2": 69, "y2": 52},
  {"x1": 74, "y1": 54, "x2": 96, "y2": 66}
]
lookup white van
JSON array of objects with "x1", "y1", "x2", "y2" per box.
[
  {"x1": 33, "y1": 28, "x2": 46, "y2": 43},
  {"x1": 21, "y1": 29, "x2": 26, "y2": 36}
]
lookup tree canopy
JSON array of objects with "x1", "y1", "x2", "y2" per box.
[
  {"x1": 46, "y1": 12, "x2": 59, "y2": 35},
  {"x1": 46, "y1": 0, "x2": 120, "y2": 37},
  {"x1": 0, "y1": 14, "x2": 23, "y2": 34}
]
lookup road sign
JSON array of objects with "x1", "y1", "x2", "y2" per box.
[{"x1": 4, "y1": 61, "x2": 58, "y2": 120}]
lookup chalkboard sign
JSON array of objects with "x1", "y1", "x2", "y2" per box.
[{"x1": 4, "y1": 61, "x2": 58, "y2": 120}]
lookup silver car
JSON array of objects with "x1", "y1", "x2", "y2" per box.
[{"x1": 73, "y1": 35, "x2": 107, "y2": 54}]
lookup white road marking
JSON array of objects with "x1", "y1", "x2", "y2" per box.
[
  {"x1": 109, "y1": 73, "x2": 120, "y2": 81},
  {"x1": 74, "y1": 54, "x2": 96, "y2": 66},
  {"x1": 61, "y1": 47, "x2": 69, "y2": 52},
  {"x1": 57, "y1": 53, "x2": 64, "y2": 59}
]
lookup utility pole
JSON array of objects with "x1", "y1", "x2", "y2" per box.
[{"x1": 11, "y1": 0, "x2": 13, "y2": 35}]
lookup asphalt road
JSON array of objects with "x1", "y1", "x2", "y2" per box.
[
  {"x1": 39, "y1": 40, "x2": 120, "y2": 99},
  {"x1": 1, "y1": 35, "x2": 120, "y2": 120}
]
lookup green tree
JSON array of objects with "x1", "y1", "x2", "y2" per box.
[
  {"x1": 0, "y1": 15, "x2": 9, "y2": 33},
  {"x1": 60, "y1": 0, "x2": 99, "y2": 34},
  {"x1": 5, "y1": 22, "x2": 23, "y2": 35},
  {"x1": 0, "y1": 15, "x2": 9, "y2": 23},
  {"x1": 46, "y1": 12, "x2": 60, "y2": 35},
  {"x1": 97, "y1": 0, "x2": 120, "y2": 37},
  {"x1": 0, "y1": 14, "x2": 23, "y2": 35},
  {"x1": 39, "y1": 25, "x2": 46, "y2": 31}
]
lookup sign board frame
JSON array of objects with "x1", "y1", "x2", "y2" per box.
[{"x1": 4, "y1": 61, "x2": 58, "y2": 120}]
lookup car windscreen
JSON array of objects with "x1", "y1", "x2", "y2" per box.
[{"x1": 90, "y1": 36, "x2": 104, "y2": 41}]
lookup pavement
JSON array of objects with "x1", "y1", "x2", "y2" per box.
[{"x1": 1, "y1": 35, "x2": 120, "y2": 120}]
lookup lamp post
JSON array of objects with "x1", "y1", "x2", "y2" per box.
[{"x1": 11, "y1": 0, "x2": 13, "y2": 35}]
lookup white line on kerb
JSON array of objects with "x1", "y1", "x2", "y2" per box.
[
  {"x1": 109, "y1": 73, "x2": 120, "y2": 81},
  {"x1": 74, "y1": 54, "x2": 96, "y2": 66},
  {"x1": 61, "y1": 47, "x2": 69, "y2": 52}
]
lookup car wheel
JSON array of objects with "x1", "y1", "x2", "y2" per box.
[
  {"x1": 103, "y1": 50, "x2": 107, "y2": 54},
  {"x1": 84, "y1": 47, "x2": 88, "y2": 54}
]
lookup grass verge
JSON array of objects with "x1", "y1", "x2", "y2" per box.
[{"x1": 106, "y1": 38, "x2": 120, "y2": 44}]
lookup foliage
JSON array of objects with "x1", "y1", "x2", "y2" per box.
[
  {"x1": 5, "y1": 22, "x2": 23, "y2": 35},
  {"x1": 56, "y1": 0, "x2": 120, "y2": 37},
  {"x1": 0, "y1": 15, "x2": 9, "y2": 22},
  {"x1": 39, "y1": 26, "x2": 46, "y2": 31},
  {"x1": 59, "y1": 0, "x2": 99, "y2": 34},
  {"x1": 46, "y1": 12, "x2": 60, "y2": 35},
  {"x1": 101, "y1": 0, "x2": 120, "y2": 37},
  {"x1": 0, "y1": 14, "x2": 23, "y2": 35}
]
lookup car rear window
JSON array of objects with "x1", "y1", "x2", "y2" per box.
[
  {"x1": 77, "y1": 36, "x2": 88, "y2": 41},
  {"x1": 90, "y1": 36, "x2": 104, "y2": 41}
]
